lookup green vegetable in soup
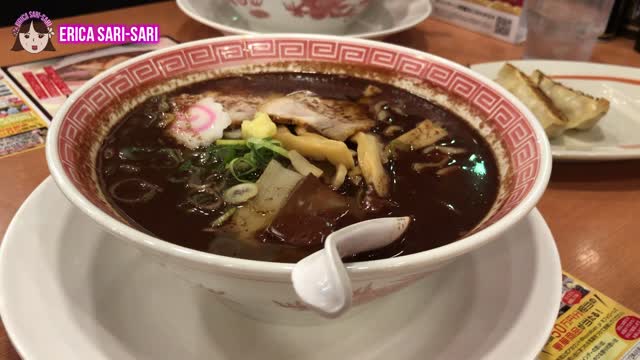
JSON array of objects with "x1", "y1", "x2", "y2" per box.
[{"x1": 173, "y1": 137, "x2": 289, "y2": 183}]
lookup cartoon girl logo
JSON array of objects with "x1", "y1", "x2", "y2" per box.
[{"x1": 11, "y1": 11, "x2": 55, "y2": 54}]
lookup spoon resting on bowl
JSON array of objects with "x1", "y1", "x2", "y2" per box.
[{"x1": 291, "y1": 216, "x2": 411, "y2": 318}]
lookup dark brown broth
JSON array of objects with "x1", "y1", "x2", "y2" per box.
[{"x1": 97, "y1": 73, "x2": 499, "y2": 263}]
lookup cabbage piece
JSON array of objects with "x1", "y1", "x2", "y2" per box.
[
  {"x1": 289, "y1": 150, "x2": 323, "y2": 177},
  {"x1": 223, "y1": 160, "x2": 302, "y2": 239},
  {"x1": 387, "y1": 120, "x2": 447, "y2": 153},
  {"x1": 331, "y1": 164, "x2": 348, "y2": 189},
  {"x1": 274, "y1": 127, "x2": 354, "y2": 169},
  {"x1": 352, "y1": 132, "x2": 390, "y2": 198}
]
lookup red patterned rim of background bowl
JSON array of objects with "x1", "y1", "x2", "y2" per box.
[{"x1": 55, "y1": 36, "x2": 543, "y2": 242}]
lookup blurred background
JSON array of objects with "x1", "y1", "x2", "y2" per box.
[
  {"x1": 3, "y1": 0, "x2": 166, "y2": 26},
  {"x1": 3, "y1": 0, "x2": 639, "y2": 40}
]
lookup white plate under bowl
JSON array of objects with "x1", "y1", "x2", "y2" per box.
[
  {"x1": 471, "y1": 60, "x2": 640, "y2": 161},
  {"x1": 0, "y1": 178, "x2": 561, "y2": 360},
  {"x1": 176, "y1": 0, "x2": 431, "y2": 39}
]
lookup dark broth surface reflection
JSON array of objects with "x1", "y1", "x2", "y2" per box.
[{"x1": 98, "y1": 73, "x2": 499, "y2": 262}]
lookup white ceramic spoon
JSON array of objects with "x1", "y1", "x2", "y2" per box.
[{"x1": 291, "y1": 216, "x2": 411, "y2": 318}]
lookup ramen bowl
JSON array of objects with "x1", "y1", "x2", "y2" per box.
[
  {"x1": 46, "y1": 34, "x2": 551, "y2": 323},
  {"x1": 227, "y1": 0, "x2": 372, "y2": 35}
]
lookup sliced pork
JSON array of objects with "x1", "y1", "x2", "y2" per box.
[{"x1": 260, "y1": 91, "x2": 375, "y2": 141}]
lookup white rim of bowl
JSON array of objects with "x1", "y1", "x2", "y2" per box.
[
  {"x1": 175, "y1": 0, "x2": 432, "y2": 39},
  {"x1": 46, "y1": 33, "x2": 552, "y2": 277}
]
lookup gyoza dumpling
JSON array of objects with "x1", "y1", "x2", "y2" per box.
[
  {"x1": 530, "y1": 70, "x2": 610, "y2": 131},
  {"x1": 496, "y1": 63, "x2": 568, "y2": 138}
]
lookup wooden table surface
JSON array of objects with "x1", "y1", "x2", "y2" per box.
[{"x1": 1, "y1": 1, "x2": 639, "y2": 358}]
